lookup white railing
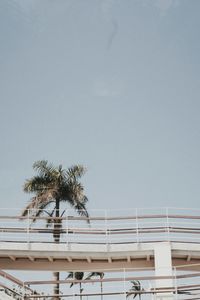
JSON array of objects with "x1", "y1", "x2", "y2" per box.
[
  {"x1": 2, "y1": 267, "x2": 200, "y2": 300},
  {"x1": 0, "y1": 207, "x2": 200, "y2": 244},
  {"x1": 0, "y1": 270, "x2": 33, "y2": 300},
  {"x1": 20, "y1": 266, "x2": 200, "y2": 299}
]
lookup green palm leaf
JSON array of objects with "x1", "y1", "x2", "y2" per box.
[
  {"x1": 127, "y1": 280, "x2": 142, "y2": 299},
  {"x1": 22, "y1": 160, "x2": 89, "y2": 299},
  {"x1": 85, "y1": 272, "x2": 104, "y2": 280}
]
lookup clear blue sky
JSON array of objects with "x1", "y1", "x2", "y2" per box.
[{"x1": 0, "y1": 0, "x2": 200, "y2": 211}]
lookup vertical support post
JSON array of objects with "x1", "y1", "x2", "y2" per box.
[
  {"x1": 72, "y1": 272, "x2": 75, "y2": 300},
  {"x1": 173, "y1": 267, "x2": 178, "y2": 300},
  {"x1": 135, "y1": 208, "x2": 139, "y2": 244},
  {"x1": 123, "y1": 268, "x2": 126, "y2": 300},
  {"x1": 105, "y1": 210, "x2": 109, "y2": 251},
  {"x1": 154, "y1": 242, "x2": 173, "y2": 300},
  {"x1": 66, "y1": 210, "x2": 69, "y2": 249},
  {"x1": 27, "y1": 209, "x2": 30, "y2": 246},
  {"x1": 165, "y1": 207, "x2": 170, "y2": 242}
]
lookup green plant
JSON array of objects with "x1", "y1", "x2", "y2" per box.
[
  {"x1": 126, "y1": 280, "x2": 142, "y2": 300},
  {"x1": 66, "y1": 272, "x2": 84, "y2": 300},
  {"x1": 85, "y1": 272, "x2": 104, "y2": 300},
  {"x1": 22, "y1": 160, "x2": 89, "y2": 300}
]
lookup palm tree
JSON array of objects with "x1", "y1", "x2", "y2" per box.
[
  {"x1": 85, "y1": 272, "x2": 104, "y2": 300},
  {"x1": 126, "y1": 280, "x2": 142, "y2": 300},
  {"x1": 66, "y1": 272, "x2": 84, "y2": 300},
  {"x1": 22, "y1": 160, "x2": 89, "y2": 300}
]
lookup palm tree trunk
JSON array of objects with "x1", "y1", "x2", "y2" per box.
[
  {"x1": 101, "y1": 281, "x2": 103, "y2": 300},
  {"x1": 53, "y1": 271, "x2": 60, "y2": 300},
  {"x1": 54, "y1": 199, "x2": 60, "y2": 243},
  {"x1": 53, "y1": 199, "x2": 60, "y2": 300},
  {"x1": 80, "y1": 282, "x2": 82, "y2": 300}
]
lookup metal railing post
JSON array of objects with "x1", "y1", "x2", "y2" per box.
[
  {"x1": 123, "y1": 268, "x2": 126, "y2": 300},
  {"x1": 27, "y1": 209, "x2": 30, "y2": 246},
  {"x1": 73, "y1": 272, "x2": 75, "y2": 300},
  {"x1": 66, "y1": 210, "x2": 69, "y2": 249},
  {"x1": 173, "y1": 267, "x2": 178, "y2": 300},
  {"x1": 105, "y1": 210, "x2": 109, "y2": 251},
  {"x1": 166, "y1": 207, "x2": 170, "y2": 242},
  {"x1": 135, "y1": 208, "x2": 139, "y2": 244}
]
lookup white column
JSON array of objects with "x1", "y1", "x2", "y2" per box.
[{"x1": 154, "y1": 242, "x2": 174, "y2": 300}]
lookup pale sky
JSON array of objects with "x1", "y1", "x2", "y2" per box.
[
  {"x1": 0, "y1": 0, "x2": 200, "y2": 212},
  {"x1": 1, "y1": 0, "x2": 200, "y2": 294}
]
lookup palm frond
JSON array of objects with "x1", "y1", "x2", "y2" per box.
[
  {"x1": 85, "y1": 272, "x2": 104, "y2": 280},
  {"x1": 67, "y1": 165, "x2": 86, "y2": 180},
  {"x1": 58, "y1": 180, "x2": 86, "y2": 202},
  {"x1": 81, "y1": 195, "x2": 88, "y2": 204},
  {"x1": 66, "y1": 272, "x2": 84, "y2": 288},
  {"x1": 22, "y1": 161, "x2": 89, "y2": 223},
  {"x1": 21, "y1": 197, "x2": 39, "y2": 216},
  {"x1": 66, "y1": 272, "x2": 74, "y2": 287},
  {"x1": 33, "y1": 200, "x2": 55, "y2": 219},
  {"x1": 74, "y1": 272, "x2": 84, "y2": 280},
  {"x1": 23, "y1": 176, "x2": 53, "y2": 194},
  {"x1": 73, "y1": 202, "x2": 90, "y2": 222},
  {"x1": 60, "y1": 182, "x2": 89, "y2": 221},
  {"x1": 60, "y1": 210, "x2": 65, "y2": 217},
  {"x1": 66, "y1": 272, "x2": 74, "y2": 279},
  {"x1": 126, "y1": 280, "x2": 142, "y2": 299},
  {"x1": 21, "y1": 190, "x2": 55, "y2": 220},
  {"x1": 33, "y1": 160, "x2": 53, "y2": 174},
  {"x1": 130, "y1": 280, "x2": 141, "y2": 292},
  {"x1": 45, "y1": 207, "x2": 56, "y2": 227},
  {"x1": 67, "y1": 181, "x2": 84, "y2": 201}
]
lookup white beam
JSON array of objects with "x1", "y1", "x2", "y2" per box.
[
  {"x1": 0, "y1": 258, "x2": 153, "y2": 271},
  {"x1": 154, "y1": 243, "x2": 173, "y2": 300}
]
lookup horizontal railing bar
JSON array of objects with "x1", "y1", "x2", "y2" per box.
[
  {"x1": 24, "y1": 272, "x2": 200, "y2": 286},
  {"x1": 181, "y1": 297, "x2": 200, "y2": 300},
  {"x1": 2, "y1": 226, "x2": 200, "y2": 235},
  {"x1": 0, "y1": 270, "x2": 24, "y2": 287},
  {"x1": 0, "y1": 282, "x2": 22, "y2": 297},
  {"x1": 2, "y1": 214, "x2": 200, "y2": 221},
  {"x1": 23, "y1": 284, "x2": 200, "y2": 299},
  {"x1": 3, "y1": 239, "x2": 200, "y2": 244},
  {"x1": 24, "y1": 290, "x2": 177, "y2": 298},
  {"x1": 24, "y1": 287, "x2": 199, "y2": 298},
  {"x1": 0, "y1": 270, "x2": 33, "y2": 293}
]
